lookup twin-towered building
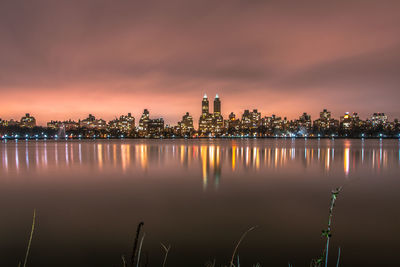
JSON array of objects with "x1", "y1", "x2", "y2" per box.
[
  {"x1": 198, "y1": 94, "x2": 224, "y2": 134},
  {"x1": 1, "y1": 94, "x2": 400, "y2": 138}
]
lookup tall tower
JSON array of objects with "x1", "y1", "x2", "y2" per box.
[
  {"x1": 214, "y1": 94, "x2": 221, "y2": 115},
  {"x1": 202, "y1": 94, "x2": 209, "y2": 115}
]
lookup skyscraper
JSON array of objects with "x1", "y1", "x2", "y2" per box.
[
  {"x1": 212, "y1": 94, "x2": 223, "y2": 134},
  {"x1": 199, "y1": 93, "x2": 223, "y2": 135},
  {"x1": 214, "y1": 94, "x2": 221, "y2": 115},
  {"x1": 199, "y1": 94, "x2": 212, "y2": 134},
  {"x1": 202, "y1": 94, "x2": 209, "y2": 115}
]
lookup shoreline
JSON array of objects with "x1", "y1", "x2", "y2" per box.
[{"x1": 1, "y1": 136, "x2": 400, "y2": 141}]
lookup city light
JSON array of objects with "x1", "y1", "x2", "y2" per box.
[{"x1": 0, "y1": 95, "x2": 399, "y2": 139}]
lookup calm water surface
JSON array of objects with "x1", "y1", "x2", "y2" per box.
[{"x1": 1, "y1": 139, "x2": 400, "y2": 266}]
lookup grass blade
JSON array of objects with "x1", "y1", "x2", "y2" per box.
[
  {"x1": 230, "y1": 226, "x2": 257, "y2": 267},
  {"x1": 160, "y1": 243, "x2": 171, "y2": 267},
  {"x1": 136, "y1": 233, "x2": 146, "y2": 267},
  {"x1": 23, "y1": 209, "x2": 36, "y2": 267},
  {"x1": 122, "y1": 254, "x2": 127, "y2": 267},
  {"x1": 131, "y1": 222, "x2": 144, "y2": 267},
  {"x1": 336, "y1": 247, "x2": 341, "y2": 267},
  {"x1": 325, "y1": 187, "x2": 342, "y2": 267}
]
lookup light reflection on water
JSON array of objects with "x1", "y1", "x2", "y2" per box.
[
  {"x1": 1, "y1": 139, "x2": 399, "y2": 186},
  {"x1": 1, "y1": 139, "x2": 400, "y2": 266}
]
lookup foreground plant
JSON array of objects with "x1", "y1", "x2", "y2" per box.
[
  {"x1": 18, "y1": 209, "x2": 36, "y2": 267},
  {"x1": 127, "y1": 222, "x2": 145, "y2": 267},
  {"x1": 229, "y1": 226, "x2": 257, "y2": 267},
  {"x1": 311, "y1": 187, "x2": 342, "y2": 267},
  {"x1": 160, "y1": 242, "x2": 171, "y2": 267}
]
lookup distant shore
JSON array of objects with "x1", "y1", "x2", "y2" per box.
[{"x1": 1, "y1": 136, "x2": 400, "y2": 141}]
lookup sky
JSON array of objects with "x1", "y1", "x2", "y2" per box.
[{"x1": 1, "y1": 0, "x2": 400, "y2": 126}]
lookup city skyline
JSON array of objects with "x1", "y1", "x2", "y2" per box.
[
  {"x1": 1, "y1": 1, "x2": 400, "y2": 125},
  {"x1": 0, "y1": 93, "x2": 397, "y2": 127},
  {"x1": 1, "y1": 90, "x2": 399, "y2": 127},
  {"x1": 1, "y1": 94, "x2": 398, "y2": 139}
]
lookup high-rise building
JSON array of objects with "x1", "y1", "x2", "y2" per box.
[
  {"x1": 138, "y1": 109, "x2": 164, "y2": 137},
  {"x1": 241, "y1": 110, "x2": 252, "y2": 130},
  {"x1": 313, "y1": 109, "x2": 338, "y2": 136},
  {"x1": 109, "y1": 113, "x2": 135, "y2": 134},
  {"x1": 20, "y1": 113, "x2": 36, "y2": 128},
  {"x1": 320, "y1": 109, "x2": 331, "y2": 120},
  {"x1": 119, "y1": 113, "x2": 135, "y2": 133},
  {"x1": 93, "y1": 119, "x2": 107, "y2": 130},
  {"x1": 63, "y1": 120, "x2": 79, "y2": 131},
  {"x1": 340, "y1": 112, "x2": 352, "y2": 130},
  {"x1": 148, "y1": 118, "x2": 164, "y2": 136},
  {"x1": 202, "y1": 94, "x2": 209, "y2": 115},
  {"x1": 371, "y1": 113, "x2": 388, "y2": 126},
  {"x1": 296, "y1": 112, "x2": 312, "y2": 134},
  {"x1": 80, "y1": 114, "x2": 96, "y2": 128},
  {"x1": 261, "y1": 114, "x2": 284, "y2": 135},
  {"x1": 339, "y1": 112, "x2": 365, "y2": 136},
  {"x1": 250, "y1": 109, "x2": 261, "y2": 128},
  {"x1": 80, "y1": 114, "x2": 107, "y2": 130},
  {"x1": 214, "y1": 94, "x2": 221, "y2": 114},
  {"x1": 179, "y1": 112, "x2": 194, "y2": 135},
  {"x1": 224, "y1": 112, "x2": 240, "y2": 134},
  {"x1": 199, "y1": 93, "x2": 224, "y2": 135},
  {"x1": 47, "y1": 120, "x2": 63, "y2": 130},
  {"x1": 212, "y1": 94, "x2": 223, "y2": 133},
  {"x1": 199, "y1": 94, "x2": 212, "y2": 134},
  {"x1": 241, "y1": 109, "x2": 261, "y2": 131},
  {"x1": 138, "y1": 109, "x2": 150, "y2": 134},
  {"x1": 339, "y1": 112, "x2": 361, "y2": 130}
]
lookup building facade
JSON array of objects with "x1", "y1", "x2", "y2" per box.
[{"x1": 20, "y1": 113, "x2": 36, "y2": 128}]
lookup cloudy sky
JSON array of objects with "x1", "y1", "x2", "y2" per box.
[{"x1": 1, "y1": 0, "x2": 400, "y2": 125}]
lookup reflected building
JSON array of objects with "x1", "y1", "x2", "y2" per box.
[{"x1": 2, "y1": 140, "x2": 400, "y2": 189}]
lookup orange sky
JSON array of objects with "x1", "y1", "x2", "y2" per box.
[{"x1": 1, "y1": 0, "x2": 400, "y2": 125}]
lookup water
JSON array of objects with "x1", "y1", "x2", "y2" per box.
[{"x1": 0, "y1": 139, "x2": 399, "y2": 266}]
